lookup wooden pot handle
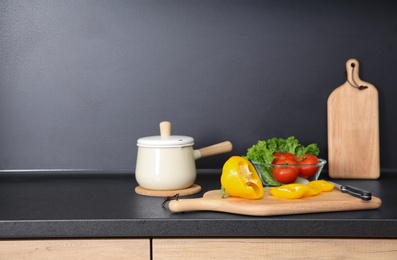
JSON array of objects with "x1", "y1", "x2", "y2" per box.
[{"x1": 194, "y1": 141, "x2": 233, "y2": 159}]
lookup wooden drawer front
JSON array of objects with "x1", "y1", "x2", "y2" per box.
[
  {"x1": 0, "y1": 239, "x2": 150, "y2": 260},
  {"x1": 153, "y1": 238, "x2": 397, "y2": 259}
]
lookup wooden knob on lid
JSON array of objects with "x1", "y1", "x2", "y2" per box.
[{"x1": 160, "y1": 121, "x2": 171, "y2": 137}]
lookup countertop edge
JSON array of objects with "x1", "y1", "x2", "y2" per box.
[{"x1": 1, "y1": 218, "x2": 397, "y2": 239}]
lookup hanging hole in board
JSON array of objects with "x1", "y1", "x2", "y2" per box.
[{"x1": 347, "y1": 62, "x2": 368, "y2": 90}]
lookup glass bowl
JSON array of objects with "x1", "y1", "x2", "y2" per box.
[{"x1": 251, "y1": 159, "x2": 327, "y2": 187}]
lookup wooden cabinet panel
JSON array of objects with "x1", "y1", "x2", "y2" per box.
[
  {"x1": 153, "y1": 238, "x2": 397, "y2": 259},
  {"x1": 0, "y1": 239, "x2": 150, "y2": 260}
]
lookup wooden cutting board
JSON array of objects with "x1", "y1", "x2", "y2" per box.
[
  {"x1": 327, "y1": 58, "x2": 380, "y2": 179},
  {"x1": 168, "y1": 188, "x2": 381, "y2": 216}
]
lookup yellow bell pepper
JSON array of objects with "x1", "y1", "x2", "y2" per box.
[
  {"x1": 221, "y1": 156, "x2": 264, "y2": 199},
  {"x1": 308, "y1": 180, "x2": 334, "y2": 192},
  {"x1": 269, "y1": 183, "x2": 309, "y2": 199}
]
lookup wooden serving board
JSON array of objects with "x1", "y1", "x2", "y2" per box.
[
  {"x1": 327, "y1": 58, "x2": 380, "y2": 179},
  {"x1": 168, "y1": 188, "x2": 381, "y2": 216}
]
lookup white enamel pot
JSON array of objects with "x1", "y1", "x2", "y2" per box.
[{"x1": 135, "y1": 121, "x2": 233, "y2": 190}]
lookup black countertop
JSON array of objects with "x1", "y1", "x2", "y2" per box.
[{"x1": 0, "y1": 170, "x2": 396, "y2": 239}]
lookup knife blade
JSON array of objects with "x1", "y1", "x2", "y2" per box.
[{"x1": 328, "y1": 181, "x2": 372, "y2": 201}]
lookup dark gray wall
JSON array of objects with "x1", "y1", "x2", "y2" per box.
[{"x1": 1, "y1": 0, "x2": 396, "y2": 171}]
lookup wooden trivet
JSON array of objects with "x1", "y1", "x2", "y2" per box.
[{"x1": 135, "y1": 184, "x2": 202, "y2": 197}]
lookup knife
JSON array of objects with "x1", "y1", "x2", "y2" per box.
[{"x1": 328, "y1": 181, "x2": 372, "y2": 201}]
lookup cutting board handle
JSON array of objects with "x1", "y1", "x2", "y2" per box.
[
  {"x1": 345, "y1": 59, "x2": 368, "y2": 90},
  {"x1": 168, "y1": 198, "x2": 216, "y2": 213}
]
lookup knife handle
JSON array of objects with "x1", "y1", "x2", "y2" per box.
[{"x1": 341, "y1": 185, "x2": 372, "y2": 201}]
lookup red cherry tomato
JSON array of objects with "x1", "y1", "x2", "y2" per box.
[
  {"x1": 272, "y1": 153, "x2": 296, "y2": 164},
  {"x1": 297, "y1": 154, "x2": 319, "y2": 179},
  {"x1": 272, "y1": 159, "x2": 299, "y2": 184}
]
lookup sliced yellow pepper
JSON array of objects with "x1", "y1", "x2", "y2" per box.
[
  {"x1": 269, "y1": 183, "x2": 309, "y2": 199},
  {"x1": 221, "y1": 156, "x2": 264, "y2": 199},
  {"x1": 303, "y1": 186, "x2": 322, "y2": 197},
  {"x1": 308, "y1": 180, "x2": 334, "y2": 192}
]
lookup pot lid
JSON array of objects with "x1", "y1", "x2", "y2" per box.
[
  {"x1": 137, "y1": 135, "x2": 194, "y2": 147},
  {"x1": 137, "y1": 121, "x2": 194, "y2": 147}
]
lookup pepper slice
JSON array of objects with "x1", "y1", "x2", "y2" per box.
[
  {"x1": 221, "y1": 156, "x2": 264, "y2": 199},
  {"x1": 269, "y1": 183, "x2": 309, "y2": 199},
  {"x1": 303, "y1": 186, "x2": 322, "y2": 197},
  {"x1": 308, "y1": 180, "x2": 335, "y2": 192}
]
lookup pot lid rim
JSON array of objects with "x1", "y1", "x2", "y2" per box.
[{"x1": 137, "y1": 135, "x2": 194, "y2": 147}]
